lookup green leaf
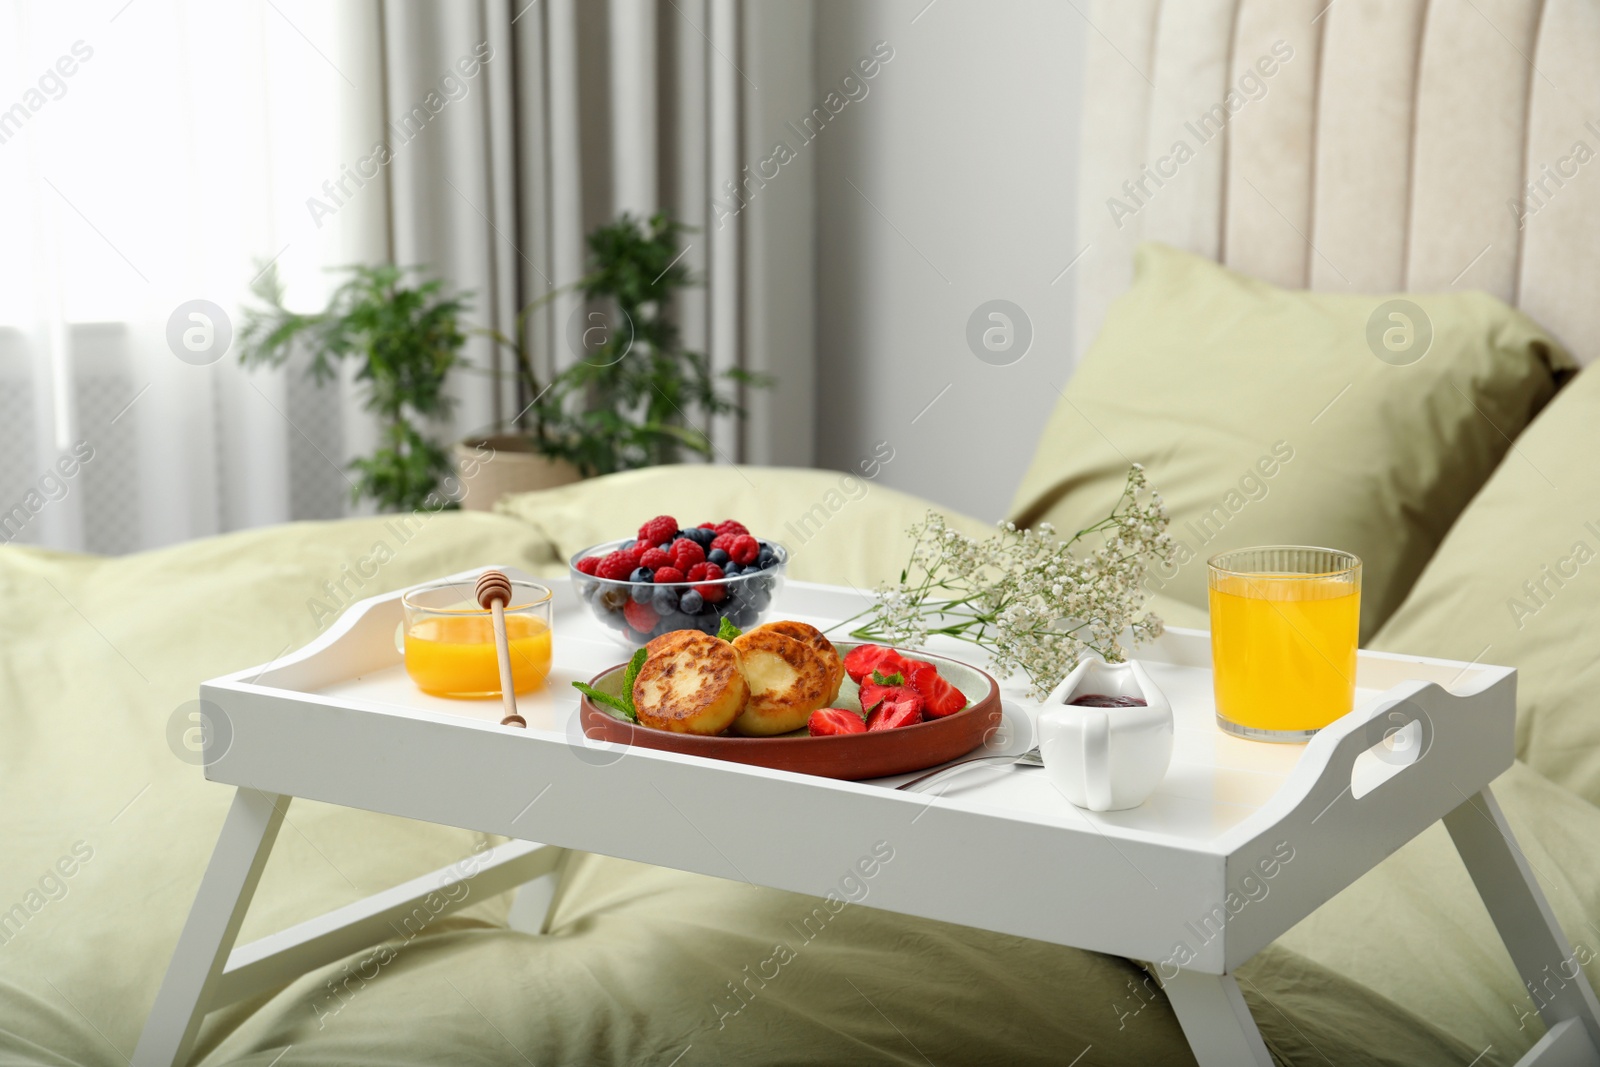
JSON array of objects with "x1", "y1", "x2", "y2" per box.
[
  {"x1": 620, "y1": 648, "x2": 647, "y2": 713},
  {"x1": 870, "y1": 670, "x2": 905, "y2": 687},
  {"x1": 571, "y1": 681, "x2": 636, "y2": 723},
  {"x1": 717, "y1": 616, "x2": 742, "y2": 642}
]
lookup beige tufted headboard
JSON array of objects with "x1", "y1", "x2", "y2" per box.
[{"x1": 1075, "y1": 0, "x2": 1600, "y2": 366}]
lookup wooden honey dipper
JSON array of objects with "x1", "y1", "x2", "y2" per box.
[{"x1": 475, "y1": 569, "x2": 526, "y2": 728}]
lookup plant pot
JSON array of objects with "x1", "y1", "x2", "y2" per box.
[{"x1": 454, "y1": 435, "x2": 583, "y2": 511}]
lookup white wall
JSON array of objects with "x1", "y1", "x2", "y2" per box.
[{"x1": 814, "y1": 0, "x2": 1086, "y2": 521}]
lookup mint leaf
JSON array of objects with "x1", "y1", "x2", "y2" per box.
[
  {"x1": 572, "y1": 681, "x2": 636, "y2": 723},
  {"x1": 717, "y1": 616, "x2": 742, "y2": 641},
  {"x1": 620, "y1": 648, "x2": 647, "y2": 713},
  {"x1": 870, "y1": 669, "x2": 904, "y2": 686}
]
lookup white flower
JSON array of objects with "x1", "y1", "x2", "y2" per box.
[{"x1": 848, "y1": 466, "x2": 1173, "y2": 699}]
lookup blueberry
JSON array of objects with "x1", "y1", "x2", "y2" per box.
[
  {"x1": 579, "y1": 580, "x2": 600, "y2": 603},
  {"x1": 685, "y1": 527, "x2": 715, "y2": 548},
  {"x1": 721, "y1": 562, "x2": 742, "y2": 577},
  {"x1": 630, "y1": 567, "x2": 653, "y2": 584},
  {"x1": 652, "y1": 586, "x2": 680, "y2": 613},
  {"x1": 599, "y1": 586, "x2": 630, "y2": 612},
  {"x1": 679, "y1": 589, "x2": 704, "y2": 614},
  {"x1": 730, "y1": 604, "x2": 759, "y2": 628},
  {"x1": 756, "y1": 546, "x2": 776, "y2": 569},
  {"x1": 708, "y1": 548, "x2": 730, "y2": 566},
  {"x1": 746, "y1": 585, "x2": 772, "y2": 612}
]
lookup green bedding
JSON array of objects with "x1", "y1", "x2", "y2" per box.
[{"x1": 0, "y1": 466, "x2": 1592, "y2": 1065}]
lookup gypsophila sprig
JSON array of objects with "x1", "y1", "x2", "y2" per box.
[{"x1": 843, "y1": 466, "x2": 1174, "y2": 699}]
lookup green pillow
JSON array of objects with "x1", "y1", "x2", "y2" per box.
[
  {"x1": 1009, "y1": 243, "x2": 1572, "y2": 640},
  {"x1": 1373, "y1": 365, "x2": 1600, "y2": 802}
]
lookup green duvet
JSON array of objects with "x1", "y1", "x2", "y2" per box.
[{"x1": 1, "y1": 466, "x2": 1593, "y2": 1066}]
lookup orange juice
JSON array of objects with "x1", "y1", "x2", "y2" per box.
[
  {"x1": 404, "y1": 614, "x2": 553, "y2": 698},
  {"x1": 1208, "y1": 574, "x2": 1358, "y2": 735}
]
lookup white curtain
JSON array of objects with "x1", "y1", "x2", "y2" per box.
[{"x1": 0, "y1": 0, "x2": 816, "y2": 556}]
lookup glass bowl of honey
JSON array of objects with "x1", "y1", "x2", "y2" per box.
[{"x1": 401, "y1": 579, "x2": 554, "y2": 699}]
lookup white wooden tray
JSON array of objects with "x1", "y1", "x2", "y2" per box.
[
  {"x1": 201, "y1": 568, "x2": 1515, "y2": 973},
  {"x1": 137, "y1": 567, "x2": 1600, "y2": 1067}
]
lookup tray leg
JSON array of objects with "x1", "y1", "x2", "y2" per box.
[
  {"x1": 1445, "y1": 786, "x2": 1600, "y2": 1058},
  {"x1": 506, "y1": 847, "x2": 571, "y2": 934},
  {"x1": 1163, "y1": 969, "x2": 1274, "y2": 1067},
  {"x1": 133, "y1": 789, "x2": 288, "y2": 1067}
]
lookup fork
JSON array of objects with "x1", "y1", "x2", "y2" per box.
[{"x1": 897, "y1": 747, "x2": 1043, "y2": 792}]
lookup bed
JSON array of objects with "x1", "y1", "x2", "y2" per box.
[{"x1": 7, "y1": 1, "x2": 1600, "y2": 1064}]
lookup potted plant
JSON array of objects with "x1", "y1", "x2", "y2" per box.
[
  {"x1": 238, "y1": 264, "x2": 469, "y2": 513},
  {"x1": 454, "y1": 211, "x2": 769, "y2": 506},
  {"x1": 237, "y1": 213, "x2": 765, "y2": 515},
  {"x1": 450, "y1": 295, "x2": 583, "y2": 512}
]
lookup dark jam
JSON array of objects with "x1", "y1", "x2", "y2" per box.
[{"x1": 1067, "y1": 694, "x2": 1147, "y2": 708}]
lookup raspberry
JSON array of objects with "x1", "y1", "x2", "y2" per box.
[
  {"x1": 710, "y1": 533, "x2": 737, "y2": 555},
  {"x1": 620, "y1": 545, "x2": 644, "y2": 567},
  {"x1": 697, "y1": 522, "x2": 717, "y2": 530},
  {"x1": 640, "y1": 547, "x2": 672, "y2": 570},
  {"x1": 727, "y1": 534, "x2": 759, "y2": 565},
  {"x1": 596, "y1": 551, "x2": 634, "y2": 581},
  {"x1": 686, "y1": 562, "x2": 711, "y2": 581},
  {"x1": 623, "y1": 600, "x2": 658, "y2": 632},
  {"x1": 654, "y1": 566, "x2": 686, "y2": 584},
  {"x1": 575, "y1": 556, "x2": 601, "y2": 576},
  {"x1": 695, "y1": 582, "x2": 727, "y2": 603},
  {"x1": 637, "y1": 515, "x2": 678, "y2": 547},
  {"x1": 670, "y1": 538, "x2": 705, "y2": 569},
  {"x1": 715, "y1": 520, "x2": 749, "y2": 538},
  {"x1": 700, "y1": 563, "x2": 724, "y2": 582}
]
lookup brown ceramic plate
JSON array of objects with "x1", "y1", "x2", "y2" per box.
[{"x1": 577, "y1": 642, "x2": 1002, "y2": 780}]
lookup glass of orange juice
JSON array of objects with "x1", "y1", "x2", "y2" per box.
[
  {"x1": 1207, "y1": 547, "x2": 1360, "y2": 742},
  {"x1": 401, "y1": 580, "x2": 554, "y2": 699}
]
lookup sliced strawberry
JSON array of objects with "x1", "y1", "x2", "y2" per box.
[
  {"x1": 654, "y1": 566, "x2": 686, "y2": 584},
  {"x1": 845, "y1": 644, "x2": 917, "y2": 684},
  {"x1": 866, "y1": 687, "x2": 924, "y2": 731},
  {"x1": 639, "y1": 547, "x2": 672, "y2": 570},
  {"x1": 877, "y1": 649, "x2": 915, "y2": 677},
  {"x1": 844, "y1": 644, "x2": 890, "y2": 683},
  {"x1": 858, "y1": 680, "x2": 892, "y2": 713},
  {"x1": 908, "y1": 661, "x2": 966, "y2": 718},
  {"x1": 623, "y1": 600, "x2": 658, "y2": 633},
  {"x1": 808, "y1": 707, "x2": 867, "y2": 737},
  {"x1": 575, "y1": 556, "x2": 602, "y2": 576}
]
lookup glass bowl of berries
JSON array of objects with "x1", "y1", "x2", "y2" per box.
[{"x1": 570, "y1": 516, "x2": 789, "y2": 647}]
